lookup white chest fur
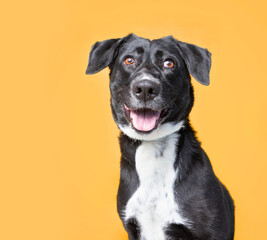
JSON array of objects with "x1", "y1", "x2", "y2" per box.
[{"x1": 125, "y1": 133, "x2": 187, "y2": 240}]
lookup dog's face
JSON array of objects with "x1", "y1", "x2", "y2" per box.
[{"x1": 86, "y1": 34, "x2": 211, "y2": 140}]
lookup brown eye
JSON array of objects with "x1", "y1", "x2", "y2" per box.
[
  {"x1": 124, "y1": 57, "x2": 135, "y2": 65},
  {"x1": 163, "y1": 60, "x2": 174, "y2": 68}
]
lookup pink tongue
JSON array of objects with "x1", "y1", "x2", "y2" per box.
[{"x1": 130, "y1": 109, "x2": 161, "y2": 132}]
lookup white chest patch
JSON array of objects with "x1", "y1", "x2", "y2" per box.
[{"x1": 124, "y1": 133, "x2": 188, "y2": 240}]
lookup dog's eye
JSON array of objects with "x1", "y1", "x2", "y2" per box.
[
  {"x1": 124, "y1": 57, "x2": 135, "y2": 65},
  {"x1": 163, "y1": 60, "x2": 174, "y2": 69}
]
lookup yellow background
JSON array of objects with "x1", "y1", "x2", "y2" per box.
[{"x1": 1, "y1": 0, "x2": 267, "y2": 239}]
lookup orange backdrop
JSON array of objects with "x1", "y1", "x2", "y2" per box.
[{"x1": 1, "y1": 0, "x2": 267, "y2": 239}]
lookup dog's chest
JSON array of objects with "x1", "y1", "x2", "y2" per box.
[{"x1": 125, "y1": 133, "x2": 186, "y2": 240}]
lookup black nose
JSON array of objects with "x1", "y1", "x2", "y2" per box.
[{"x1": 132, "y1": 80, "x2": 160, "y2": 101}]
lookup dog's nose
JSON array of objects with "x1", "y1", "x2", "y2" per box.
[{"x1": 132, "y1": 80, "x2": 160, "y2": 101}]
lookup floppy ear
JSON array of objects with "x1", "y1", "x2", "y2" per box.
[
  {"x1": 86, "y1": 38, "x2": 122, "y2": 75},
  {"x1": 176, "y1": 40, "x2": 211, "y2": 86}
]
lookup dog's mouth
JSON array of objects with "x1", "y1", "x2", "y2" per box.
[{"x1": 124, "y1": 105, "x2": 168, "y2": 132}]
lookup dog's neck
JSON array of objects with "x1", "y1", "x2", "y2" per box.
[{"x1": 119, "y1": 120, "x2": 204, "y2": 181}]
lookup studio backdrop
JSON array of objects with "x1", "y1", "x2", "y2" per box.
[{"x1": 1, "y1": 0, "x2": 267, "y2": 239}]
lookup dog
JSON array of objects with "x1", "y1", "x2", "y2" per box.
[{"x1": 86, "y1": 34, "x2": 235, "y2": 240}]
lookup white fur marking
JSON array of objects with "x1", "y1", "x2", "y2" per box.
[
  {"x1": 125, "y1": 132, "x2": 188, "y2": 240},
  {"x1": 135, "y1": 73, "x2": 160, "y2": 84},
  {"x1": 118, "y1": 121, "x2": 184, "y2": 141}
]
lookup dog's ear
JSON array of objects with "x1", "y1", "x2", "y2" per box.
[
  {"x1": 175, "y1": 39, "x2": 211, "y2": 86},
  {"x1": 86, "y1": 38, "x2": 123, "y2": 75}
]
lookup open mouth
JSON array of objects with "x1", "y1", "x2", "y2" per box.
[{"x1": 124, "y1": 105, "x2": 168, "y2": 132}]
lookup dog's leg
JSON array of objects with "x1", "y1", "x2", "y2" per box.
[
  {"x1": 165, "y1": 223, "x2": 201, "y2": 240},
  {"x1": 125, "y1": 218, "x2": 141, "y2": 240}
]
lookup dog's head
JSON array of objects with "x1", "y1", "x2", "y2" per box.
[{"x1": 86, "y1": 34, "x2": 211, "y2": 140}]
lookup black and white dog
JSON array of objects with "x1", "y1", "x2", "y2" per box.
[{"x1": 86, "y1": 34, "x2": 235, "y2": 240}]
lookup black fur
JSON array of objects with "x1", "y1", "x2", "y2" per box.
[
  {"x1": 86, "y1": 34, "x2": 235, "y2": 240},
  {"x1": 125, "y1": 218, "x2": 141, "y2": 240}
]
